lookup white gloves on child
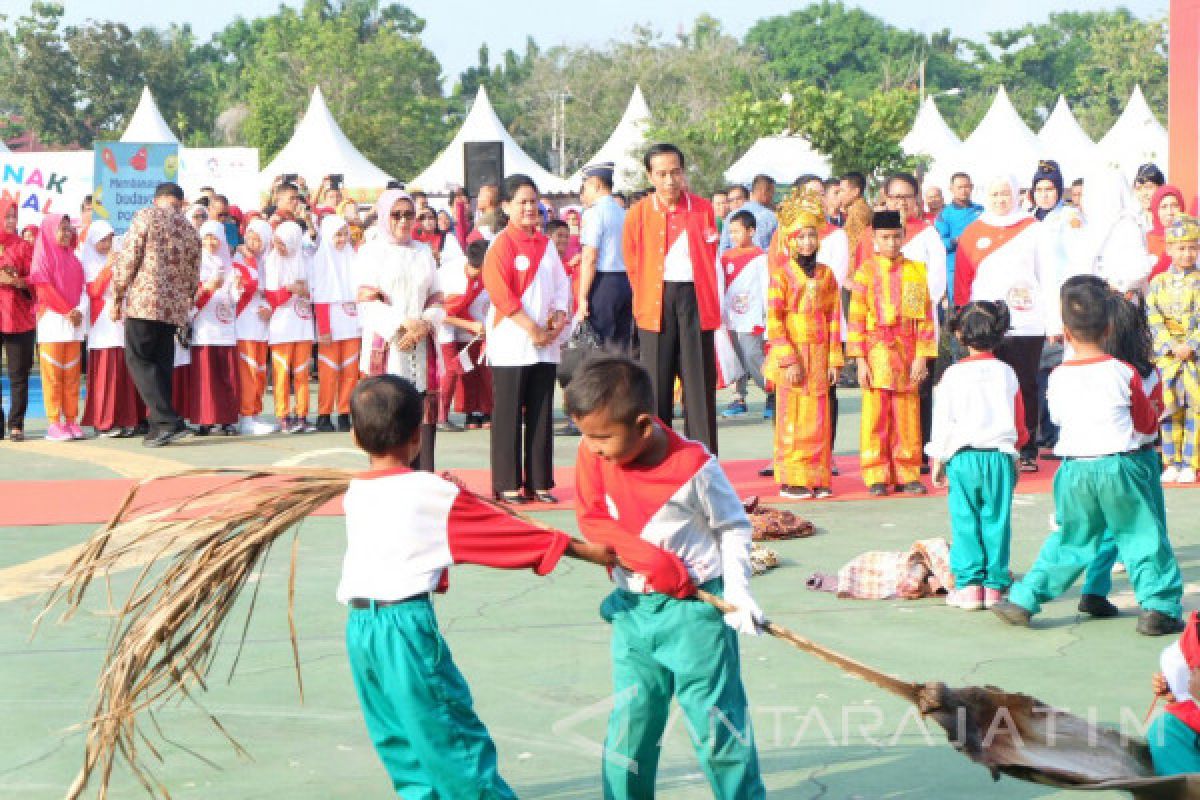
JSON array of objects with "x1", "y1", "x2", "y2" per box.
[{"x1": 722, "y1": 589, "x2": 765, "y2": 636}]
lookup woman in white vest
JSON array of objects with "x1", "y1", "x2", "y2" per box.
[
  {"x1": 355, "y1": 189, "x2": 445, "y2": 470},
  {"x1": 482, "y1": 174, "x2": 571, "y2": 504}
]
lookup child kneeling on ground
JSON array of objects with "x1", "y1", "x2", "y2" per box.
[
  {"x1": 340, "y1": 374, "x2": 612, "y2": 797},
  {"x1": 565, "y1": 355, "x2": 767, "y2": 800},
  {"x1": 927, "y1": 301, "x2": 1026, "y2": 611},
  {"x1": 992, "y1": 279, "x2": 1185, "y2": 636}
]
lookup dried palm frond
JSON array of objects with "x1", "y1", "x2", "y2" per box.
[{"x1": 38, "y1": 467, "x2": 353, "y2": 800}]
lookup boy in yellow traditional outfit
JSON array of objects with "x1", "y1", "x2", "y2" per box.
[
  {"x1": 1146, "y1": 215, "x2": 1200, "y2": 484},
  {"x1": 846, "y1": 210, "x2": 938, "y2": 496},
  {"x1": 766, "y1": 190, "x2": 844, "y2": 499}
]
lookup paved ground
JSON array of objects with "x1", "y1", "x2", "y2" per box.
[{"x1": 2, "y1": 387, "x2": 1197, "y2": 798}]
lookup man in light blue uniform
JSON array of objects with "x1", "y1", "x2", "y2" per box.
[
  {"x1": 719, "y1": 174, "x2": 777, "y2": 253},
  {"x1": 933, "y1": 171, "x2": 983, "y2": 308},
  {"x1": 576, "y1": 162, "x2": 632, "y2": 351}
]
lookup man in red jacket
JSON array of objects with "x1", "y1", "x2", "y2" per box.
[{"x1": 622, "y1": 143, "x2": 722, "y2": 453}]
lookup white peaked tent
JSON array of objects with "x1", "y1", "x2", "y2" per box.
[
  {"x1": 949, "y1": 87, "x2": 1041, "y2": 186},
  {"x1": 259, "y1": 87, "x2": 392, "y2": 191},
  {"x1": 724, "y1": 134, "x2": 831, "y2": 187},
  {"x1": 1037, "y1": 96, "x2": 1097, "y2": 183},
  {"x1": 901, "y1": 96, "x2": 961, "y2": 167},
  {"x1": 1097, "y1": 85, "x2": 1169, "y2": 179},
  {"x1": 412, "y1": 87, "x2": 572, "y2": 195},
  {"x1": 568, "y1": 85, "x2": 652, "y2": 192},
  {"x1": 121, "y1": 87, "x2": 179, "y2": 143}
]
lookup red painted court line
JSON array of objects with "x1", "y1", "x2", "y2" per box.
[{"x1": 0, "y1": 458, "x2": 1065, "y2": 528}]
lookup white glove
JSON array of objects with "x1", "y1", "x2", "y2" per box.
[{"x1": 721, "y1": 590, "x2": 764, "y2": 636}]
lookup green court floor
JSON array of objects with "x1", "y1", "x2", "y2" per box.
[{"x1": 1, "y1": 390, "x2": 1197, "y2": 798}]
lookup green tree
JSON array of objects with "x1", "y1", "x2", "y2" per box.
[{"x1": 9, "y1": 2, "x2": 80, "y2": 146}]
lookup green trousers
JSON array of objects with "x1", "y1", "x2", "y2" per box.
[
  {"x1": 345, "y1": 597, "x2": 516, "y2": 800},
  {"x1": 1149, "y1": 712, "x2": 1200, "y2": 775},
  {"x1": 945, "y1": 449, "x2": 1015, "y2": 590},
  {"x1": 1082, "y1": 447, "x2": 1167, "y2": 597},
  {"x1": 600, "y1": 578, "x2": 766, "y2": 800},
  {"x1": 1009, "y1": 453, "x2": 1183, "y2": 618}
]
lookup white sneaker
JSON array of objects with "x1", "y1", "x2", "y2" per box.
[
  {"x1": 249, "y1": 416, "x2": 279, "y2": 435},
  {"x1": 1178, "y1": 467, "x2": 1196, "y2": 484},
  {"x1": 1162, "y1": 465, "x2": 1181, "y2": 483}
]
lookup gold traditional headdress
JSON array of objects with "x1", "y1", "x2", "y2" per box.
[
  {"x1": 775, "y1": 188, "x2": 825, "y2": 262},
  {"x1": 1166, "y1": 215, "x2": 1200, "y2": 244}
]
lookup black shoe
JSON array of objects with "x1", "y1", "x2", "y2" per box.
[
  {"x1": 134, "y1": 421, "x2": 150, "y2": 436},
  {"x1": 464, "y1": 412, "x2": 484, "y2": 430},
  {"x1": 495, "y1": 490, "x2": 529, "y2": 505},
  {"x1": 143, "y1": 422, "x2": 192, "y2": 448},
  {"x1": 336, "y1": 414, "x2": 352, "y2": 433},
  {"x1": 868, "y1": 483, "x2": 889, "y2": 497},
  {"x1": 315, "y1": 415, "x2": 336, "y2": 433},
  {"x1": 1137, "y1": 610, "x2": 1186, "y2": 636},
  {"x1": 115, "y1": 427, "x2": 136, "y2": 438},
  {"x1": 1078, "y1": 594, "x2": 1119, "y2": 618},
  {"x1": 831, "y1": 464, "x2": 840, "y2": 477},
  {"x1": 758, "y1": 465, "x2": 774, "y2": 477},
  {"x1": 991, "y1": 600, "x2": 1032, "y2": 627},
  {"x1": 220, "y1": 423, "x2": 239, "y2": 436},
  {"x1": 900, "y1": 481, "x2": 927, "y2": 496},
  {"x1": 195, "y1": 425, "x2": 212, "y2": 436}
]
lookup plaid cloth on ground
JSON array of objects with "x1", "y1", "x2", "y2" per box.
[{"x1": 828, "y1": 537, "x2": 954, "y2": 600}]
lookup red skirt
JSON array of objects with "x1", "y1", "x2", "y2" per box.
[
  {"x1": 172, "y1": 364, "x2": 192, "y2": 421},
  {"x1": 82, "y1": 347, "x2": 145, "y2": 430},
  {"x1": 188, "y1": 345, "x2": 239, "y2": 426}
]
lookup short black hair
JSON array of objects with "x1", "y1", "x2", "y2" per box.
[
  {"x1": 950, "y1": 172, "x2": 972, "y2": 184},
  {"x1": 215, "y1": 194, "x2": 229, "y2": 206},
  {"x1": 545, "y1": 218, "x2": 569, "y2": 234},
  {"x1": 751, "y1": 174, "x2": 776, "y2": 192},
  {"x1": 587, "y1": 171, "x2": 614, "y2": 191},
  {"x1": 948, "y1": 300, "x2": 1010, "y2": 351},
  {"x1": 1060, "y1": 276, "x2": 1111, "y2": 344},
  {"x1": 1071, "y1": 178, "x2": 1084, "y2": 188},
  {"x1": 726, "y1": 184, "x2": 748, "y2": 198},
  {"x1": 278, "y1": 182, "x2": 299, "y2": 195},
  {"x1": 465, "y1": 239, "x2": 489, "y2": 268},
  {"x1": 564, "y1": 355, "x2": 655, "y2": 426},
  {"x1": 350, "y1": 375, "x2": 423, "y2": 456},
  {"x1": 884, "y1": 172, "x2": 919, "y2": 197},
  {"x1": 195, "y1": 196, "x2": 210, "y2": 208},
  {"x1": 643, "y1": 143, "x2": 685, "y2": 173},
  {"x1": 729, "y1": 209, "x2": 757, "y2": 230},
  {"x1": 840, "y1": 172, "x2": 867, "y2": 193},
  {"x1": 793, "y1": 174, "x2": 822, "y2": 190},
  {"x1": 501, "y1": 173, "x2": 538, "y2": 202},
  {"x1": 82, "y1": 194, "x2": 93, "y2": 207},
  {"x1": 410, "y1": 190, "x2": 427, "y2": 202},
  {"x1": 155, "y1": 182, "x2": 184, "y2": 200},
  {"x1": 1135, "y1": 163, "x2": 1165, "y2": 187}
]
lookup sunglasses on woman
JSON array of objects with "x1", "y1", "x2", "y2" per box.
[{"x1": 390, "y1": 210, "x2": 416, "y2": 221}]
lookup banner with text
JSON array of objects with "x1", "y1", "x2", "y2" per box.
[
  {"x1": 93, "y1": 142, "x2": 179, "y2": 234},
  {"x1": 0, "y1": 152, "x2": 92, "y2": 226}
]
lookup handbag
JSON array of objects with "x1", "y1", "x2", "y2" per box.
[{"x1": 558, "y1": 317, "x2": 602, "y2": 388}]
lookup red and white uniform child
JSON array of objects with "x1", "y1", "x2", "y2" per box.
[
  {"x1": 717, "y1": 244, "x2": 769, "y2": 398},
  {"x1": 437, "y1": 253, "x2": 492, "y2": 425},
  {"x1": 264, "y1": 220, "x2": 316, "y2": 432},
  {"x1": 233, "y1": 218, "x2": 275, "y2": 435},
  {"x1": 189, "y1": 220, "x2": 240, "y2": 432},
  {"x1": 311, "y1": 215, "x2": 361, "y2": 426},
  {"x1": 80, "y1": 223, "x2": 143, "y2": 434}
]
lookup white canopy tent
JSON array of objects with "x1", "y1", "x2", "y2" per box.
[
  {"x1": 1037, "y1": 96, "x2": 1097, "y2": 183},
  {"x1": 901, "y1": 96, "x2": 961, "y2": 171},
  {"x1": 1097, "y1": 85, "x2": 1168, "y2": 180},
  {"x1": 121, "y1": 86, "x2": 179, "y2": 144},
  {"x1": 568, "y1": 85, "x2": 652, "y2": 193},
  {"x1": 724, "y1": 134, "x2": 832, "y2": 187},
  {"x1": 259, "y1": 87, "x2": 392, "y2": 192},
  {"x1": 412, "y1": 86, "x2": 572, "y2": 195},
  {"x1": 943, "y1": 87, "x2": 1041, "y2": 187}
]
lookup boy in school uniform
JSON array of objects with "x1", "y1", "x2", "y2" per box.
[
  {"x1": 340, "y1": 374, "x2": 612, "y2": 797},
  {"x1": 565, "y1": 355, "x2": 767, "y2": 800},
  {"x1": 993, "y1": 279, "x2": 1185, "y2": 636},
  {"x1": 718, "y1": 209, "x2": 771, "y2": 419}
]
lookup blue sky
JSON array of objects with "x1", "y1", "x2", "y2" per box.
[{"x1": 5, "y1": 0, "x2": 1168, "y2": 84}]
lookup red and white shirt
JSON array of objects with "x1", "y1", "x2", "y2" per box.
[
  {"x1": 574, "y1": 424, "x2": 754, "y2": 598},
  {"x1": 337, "y1": 469, "x2": 570, "y2": 603},
  {"x1": 719, "y1": 246, "x2": 769, "y2": 335},
  {"x1": 482, "y1": 224, "x2": 570, "y2": 367},
  {"x1": 1048, "y1": 355, "x2": 1158, "y2": 457},
  {"x1": 925, "y1": 353, "x2": 1028, "y2": 460},
  {"x1": 954, "y1": 217, "x2": 1049, "y2": 336}
]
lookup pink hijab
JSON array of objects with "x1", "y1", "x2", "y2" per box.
[
  {"x1": 373, "y1": 189, "x2": 412, "y2": 244},
  {"x1": 29, "y1": 213, "x2": 84, "y2": 307}
]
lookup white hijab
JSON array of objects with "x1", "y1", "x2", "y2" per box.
[
  {"x1": 243, "y1": 219, "x2": 274, "y2": 265},
  {"x1": 979, "y1": 174, "x2": 1031, "y2": 228},
  {"x1": 311, "y1": 215, "x2": 355, "y2": 303},
  {"x1": 1075, "y1": 166, "x2": 1153, "y2": 293},
  {"x1": 78, "y1": 220, "x2": 115, "y2": 281},
  {"x1": 198, "y1": 219, "x2": 232, "y2": 283},
  {"x1": 265, "y1": 220, "x2": 307, "y2": 290}
]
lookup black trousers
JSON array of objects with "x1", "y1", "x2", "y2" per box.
[
  {"x1": 639, "y1": 281, "x2": 717, "y2": 454},
  {"x1": 490, "y1": 362, "x2": 556, "y2": 493},
  {"x1": 828, "y1": 384, "x2": 838, "y2": 451},
  {"x1": 124, "y1": 318, "x2": 181, "y2": 434},
  {"x1": 588, "y1": 271, "x2": 634, "y2": 352},
  {"x1": 0, "y1": 329, "x2": 35, "y2": 432},
  {"x1": 995, "y1": 334, "x2": 1044, "y2": 459}
]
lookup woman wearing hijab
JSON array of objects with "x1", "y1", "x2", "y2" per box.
[
  {"x1": 954, "y1": 174, "x2": 1048, "y2": 471},
  {"x1": 80, "y1": 222, "x2": 142, "y2": 437},
  {"x1": 264, "y1": 220, "x2": 316, "y2": 433},
  {"x1": 0, "y1": 198, "x2": 36, "y2": 441},
  {"x1": 232, "y1": 219, "x2": 277, "y2": 435},
  {"x1": 482, "y1": 174, "x2": 571, "y2": 504},
  {"x1": 1070, "y1": 166, "x2": 1154, "y2": 296},
  {"x1": 29, "y1": 213, "x2": 88, "y2": 441},
  {"x1": 189, "y1": 220, "x2": 240, "y2": 435},
  {"x1": 355, "y1": 189, "x2": 445, "y2": 469},
  {"x1": 311, "y1": 215, "x2": 361, "y2": 432},
  {"x1": 1147, "y1": 185, "x2": 1187, "y2": 280}
]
